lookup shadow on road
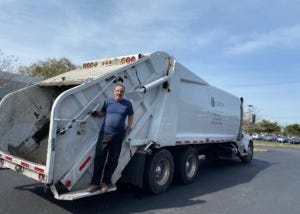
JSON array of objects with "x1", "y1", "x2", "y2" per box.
[{"x1": 14, "y1": 158, "x2": 272, "y2": 214}]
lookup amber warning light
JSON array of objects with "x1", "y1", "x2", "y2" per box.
[{"x1": 82, "y1": 55, "x2": 137, "y2": 69}]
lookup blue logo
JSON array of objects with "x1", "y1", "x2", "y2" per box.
[
  {"x1": 211, "y1": 97, "x2": 215, "y2": 107},
  {"x1": 211, "y1": 97, "x2": 224, "y2": 108}
]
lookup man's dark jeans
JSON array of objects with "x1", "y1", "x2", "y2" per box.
[{"x1": 91, "y1": 131, "x2": 124, "y2": 185}]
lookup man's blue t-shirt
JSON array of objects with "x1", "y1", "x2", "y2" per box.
[{"x1": 101, "y1": 98, "x2": 134, "y2": 134}]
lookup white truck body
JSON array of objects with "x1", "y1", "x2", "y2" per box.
[{"x1": 0, "y1": 52, "x2": 253, "y2": 200}]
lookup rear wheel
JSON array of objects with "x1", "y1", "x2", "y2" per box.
[
  {"x1": 241, "y1": 141, "x2": 254, "y2": 164},
  {"x1": 143, "y1": 149, "x2": 174, "y2": 194},
  {"x1": 174, "y1": 147, "x2": 199, "y2": 184}
]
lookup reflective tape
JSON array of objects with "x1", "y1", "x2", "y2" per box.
[
  {"x1": 21, "y1": 161, "x2": 29, "y2": 168},
  {"x1": 79, "y1": 156, "x2": 92, "y2": 171},
  {"x1": 34, "y1": 166, "x2": 45, "y2": 174},
  {"x1": 5, "y1": 156, "x2": 12, "y2": 161}
]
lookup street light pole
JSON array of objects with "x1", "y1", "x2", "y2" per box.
[{"x1": 248, "y1": 105, "x2": 254, "y2": 134}]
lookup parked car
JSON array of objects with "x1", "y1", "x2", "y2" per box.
[
  {"x1": 277, "y1": 136, "x2": 288, "y2": 143},
  {"x1": 289, "y1": 137, "x2": 300, "y2": 144},
  {"x1": 264, "y1": 134, "x2": 277, "y2": 142},
  {"x1": 252, "y1": 133, "x2": 261, "y2": 140}
]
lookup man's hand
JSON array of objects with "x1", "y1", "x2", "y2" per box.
[{"x1": 90, "y1": 111, "x2": 98, "y2": 117}]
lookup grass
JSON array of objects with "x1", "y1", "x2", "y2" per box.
[
  {"x1": 254, "y1": 147, "x2": 268, "y2": 152},
  {"x1": 254, "y1": 140, "x2": 300, "y2": 149}
]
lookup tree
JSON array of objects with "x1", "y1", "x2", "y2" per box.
[
  {"x1": 256, "y1": 119, "x2": 281, "y2": 134},
  {"x1": 0, "y1": 49, "x2": 18, "y2": 73},
  {"x1": 19, "y1": 58, "x2": 77, "y2": 79},
  {"x1": 242, "y1": 104, "x2": 261, "y2": 134},
  {"x1": 243, "y1": 118, "x2": 257, "y2": 134},
  {"x1": 283, "y1": 124, "x2": 300, "y2": 137}
]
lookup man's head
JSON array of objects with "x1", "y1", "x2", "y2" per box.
[{"x1": 114, "y1": 83, "x2": 125, "y2": 101}]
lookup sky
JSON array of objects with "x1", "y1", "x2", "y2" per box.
[{"x1": 0, "y1": 0, "x2": 299, "y2": 126}]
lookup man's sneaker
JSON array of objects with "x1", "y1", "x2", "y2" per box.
[
  {"x1": 100, "y1": 183, "x2": 109, "y2": 193},
  {"x1": 87, "y1": 185, "x2": 100, "y2": 193}
]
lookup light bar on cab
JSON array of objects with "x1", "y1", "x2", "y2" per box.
[{"x1": 82, "y1": 55, "x2": 139, "y2": 69}]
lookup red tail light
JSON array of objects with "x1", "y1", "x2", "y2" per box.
[{"x1": 65, "y1": 180, "x2": 72, "y2": 188}]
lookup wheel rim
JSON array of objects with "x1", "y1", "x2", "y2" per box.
[
  {"x1": 248, "y1": 145, "x2": 253, "y2": 159},
  {"x1": 154, "y1": 158, "x2": 171, "y2": 186},
  {"x1": 185, "y1": 154, "x2": 197, "y2": 178}
]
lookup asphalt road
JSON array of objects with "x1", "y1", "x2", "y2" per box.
[{"x1": 1, "y1": 146, "x2": 300, "y2": 214}]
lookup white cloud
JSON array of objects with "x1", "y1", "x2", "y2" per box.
[
  {"x1": 48, "y1": 1, "x2": 217, "y2": 62},
  {"x1": 226, "y1": 25, "x2": 300, "y2": 54},
  {"x1": 194, "y1": 28, "x2": 227, "y2": 48},
  {"x1": 0, "y1": 0, "x2": 226, "y2": 64}
]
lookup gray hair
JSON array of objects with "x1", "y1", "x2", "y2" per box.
[{"x1": 114, "y1": 83, "x2": 125, "y2": 92}]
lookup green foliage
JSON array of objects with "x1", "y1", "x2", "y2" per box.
[
  {"x1": 256, "y1": 119, "x2": 281, "y2": 134},
  {"x1": 0, "y1": 49, "x2": 18, "y2": 73},
  {"x1": 283, "y1": 124, "x2": 300, "y2": 137},
  {"x1": 19, "y1": 58, "x2": 76, "y2": 79}
]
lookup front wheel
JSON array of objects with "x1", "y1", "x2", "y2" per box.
[
  {"x1": 143, "y1": 149, "x2": 174, "y2": 194},
  {"x1": 241, "y1": 141, "x2": 254, "y2": 164}
]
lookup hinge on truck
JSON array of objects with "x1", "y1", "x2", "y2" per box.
[
  {"x1": 137, "y1": 141, "x2": 160, "y2": 156},
  {"x1": 144, "y1": 142, "x2": 155, "y2": 152},
  {"x1": 105, "y1": 75, "x2": 124, "y2": 83}
]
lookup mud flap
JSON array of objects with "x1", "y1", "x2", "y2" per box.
[{"x1": 121, "y1": 152, "x2": 146, "y2": 188}]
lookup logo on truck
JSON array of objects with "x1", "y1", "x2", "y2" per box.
[{"x1": 210, "y1": 97, "x2": 224, "y2": 108}]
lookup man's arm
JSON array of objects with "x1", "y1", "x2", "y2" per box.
[
  {"x1": 91, "y1": 110, "x2": 106, "y2": 117},
  {"x1": 98, "y1": 111, "x2": 106, "y2": 117},
  {"x1": 127, "y1": 115, "x2": 133, "y2": 130},
  {"x1": 91, "y1": 100, "x2": 107, "y2": 118}
]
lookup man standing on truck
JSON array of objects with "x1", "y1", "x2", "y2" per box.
[{"x1": 88, "y1": 83, "x2": 134, "y2": 193}]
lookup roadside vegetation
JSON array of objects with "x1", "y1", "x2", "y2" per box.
[
  {"x1": 0, "y1": 48, "x2": 76, "y2": 79},
  {"x1": 245, "y1": 118, "x2": 300, "y2": 146},
  {"x1": 245, "y1": 119, "x2": 300, "y2": 137},
  {"x1": 254, "y1": 140, "x2": 300, "y2": 149}
]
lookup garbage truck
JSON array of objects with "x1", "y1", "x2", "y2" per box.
[{"x1": 0, "y1": 51, "x2": 253, "y2": 200}]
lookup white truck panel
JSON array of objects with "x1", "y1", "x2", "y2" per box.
[
  {"x1": 46, "y1": 52, "x2": 170, "y2": 189},
  {"x1": 153, "y1": 62, "x2": 240, "y2": 145}
]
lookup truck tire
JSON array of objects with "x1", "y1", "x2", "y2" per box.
[
  {"x1": 144, "y1": 149, "x2": 174, "y2": 194},
  {"x1": 241, "y1": 141, "x2": 254, "y2": 164},
  {"x1": 174, "y1": 147, "x2": 199, "y2": 184}
]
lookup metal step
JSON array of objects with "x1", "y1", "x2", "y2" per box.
[{"x1": 51, "y1": 185, "x2": 117, "y2": 200}]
